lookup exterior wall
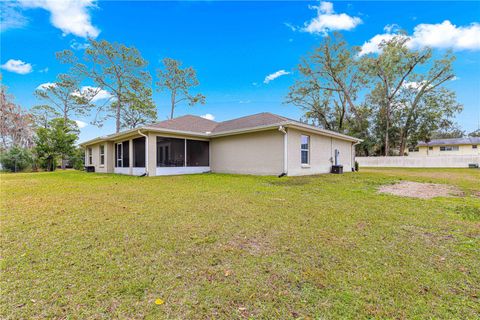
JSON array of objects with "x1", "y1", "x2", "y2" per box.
[
  {"x1": 287, "y1": 128, "x2": 354, "y2": 176},
  {"x1": 210, "y1": 130, "x2": 284, "y2": 175},
  {"x1": 357, "y1": 155, "x2": 480, "y2": 168},
  {"x1": 409, "y1": 145, "x2": 479, "y2": 156},
  {"x1": 84, "y1": 142, "x2": 114, "y2": 173}
]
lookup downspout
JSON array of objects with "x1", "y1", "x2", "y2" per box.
[
  {"x1": 137, "y1": 130, "x2": 149, "y2": 176},
  {"x1": 278, "y1": 126, "x2": 287, "y2": 177}
]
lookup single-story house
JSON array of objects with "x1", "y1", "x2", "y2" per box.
[
  {"x1": 408, "y1": 137, "x2": 480, "y2": 156},
  {"x1": 80, "y1": 112, "x2": 361, "y2": 176}
]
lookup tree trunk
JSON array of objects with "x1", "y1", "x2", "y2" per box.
[
  {"x1": 116, "y1": 94, "x2": 121, "y2": 133},
  {"x1": 170, "y1": 91, "x2": 176, "y2": 119},
  {"x1": 61, "y1": 157, "x2": 66, "y2": 170}
]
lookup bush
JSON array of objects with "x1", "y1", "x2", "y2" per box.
[
  {"x1": 0, "y1": 147, "x2": 33, "y2": 172},
  {"x1": 70, "y1": 147, "x2": 85, "y2": 171},
  {"x1": 355, "y1": 160, "x2": 359, "y2": 172}
]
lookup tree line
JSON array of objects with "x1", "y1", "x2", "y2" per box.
[
  {"x1": 0, "y1": 39, "x2": 205, "y2": 172},
  {"x1": 1, "y1": 35, "x2": 477, "y2": 172},
  {"x1": 286, "y1": 33, "x2": 477, "y2": 156}
]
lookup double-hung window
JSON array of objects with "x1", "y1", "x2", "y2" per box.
[
  {"x1": 87, "y1": 147, "x2": 93, "y2": 165},
  {"x1": 301, "y1": 135, "x2": 310, "y2": 165},
  {"x1": 99, "y1": 145, "x2": 105, "y2": 166}
]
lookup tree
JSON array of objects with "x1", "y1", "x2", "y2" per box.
[
  {"x1": 57, "y1": 39, "x2": 153, "y2": 132},
  {"x1": 35, "y1": 118, "x2": 79, "y2": 171},
  {"x1": 34, "y1": 73, "x2": 97, "y2": 126},
  {"x1": 117, "y1": 79, "x2": 156, "y2": 129},
  {"x1": 469, "y1": 129, "x2": 480, "y2": 137},
  {"x1": 0, "y1": 83, "x2": 35, "y2": 150},
  {"x1": 362, "y1": 36, "x2": 457, "y2": 155},
  {"x1": 30, "y1": 105, "x2": 60, "y2": 129},
  {"x1": 395, "y1": 86, "x2": 462, "y2": 152},
  {"x1": 156, "y1": 58, "x2": 206, "y2": 119},
  {"x1": 286, "y1": 34, "x2": 367, "y2": 132},
  {"x1": 0, "y1": 146, "x2": 33, "y2": 172}
]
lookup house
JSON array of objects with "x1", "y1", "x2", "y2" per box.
[
  {"x1": 80, "y1": 112, "x2": 361, "y2": 176},
  {"x1": 408, "y1": 137, "x2": 480, "y2": 156}
]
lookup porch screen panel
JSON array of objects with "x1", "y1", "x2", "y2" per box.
[
  {"x1": 133, "y1": 137, "x2": 146, "y2": 167},
  {"x1": 156, "y1": 137, "x2": 185, "y2": 167},
  {"x1": 122, "y1": 141, "x2": 129, "y2": 168},
  {"x1": 116, "y1": 143, "x2": 122, "y2": 167},
  {"x1": 187, "y1": 140, "x2": 209, "y2": 166}
]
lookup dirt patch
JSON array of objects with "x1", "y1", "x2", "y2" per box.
[{"x1": 378, "y1": 181, "x2": 464, "y2": 199}]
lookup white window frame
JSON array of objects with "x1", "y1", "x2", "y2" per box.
[
  {"x1": 116, "y1": 143, "x2": 123, "y2": 168},
  {"x1": 440, "y1": 145, "x2": 459, "y2": 151},
  {"x1": 99, "y1": 145, "x2": 105, "y2": 166},
  {"x1": 87, "y1": 147, "x2": 93, "y2": 165},
  {"x1": 301, "y1": 135, "x2": 310, "y2": 165}
]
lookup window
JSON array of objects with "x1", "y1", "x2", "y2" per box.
[
  {"x1": 473, "y1": 145, "x2": 478, "y2": 149},
  {"x1": 133, "y1": 137, "x2": 145, "y2": 167},
  {"x1": 157, "y1": 137, "x2": 185, "y2": 167},
  {"x1": 440, "y1": 145, "x2": 459, "y2": 151},
  {"x1": 187, "y1": 140, "x2": 209, "y2": 166},
  {"x1": 408, "y1": 147, "x2": 419, "y2": 152},
  {"x1": 87, "y1": 147, "x2": 93, "y2": 165},
  {"x1": 116, "y1": 141, "x2": 129, "y2": 168},
  {"x1": 428, "y1": 147, "x2": 433, "y2": 150},
  {"x1": 301, "y1": 135, "x2": 310, "y2": 165},
  {"x1": 116, "y1": 143, "x2": 122, "y2": 167},
  {"x1": 440, "y1": 146, "x2": 458, "y2": 151},
  {"x1": 99, "y1": 145, "x2": 105, "y2": 165}
]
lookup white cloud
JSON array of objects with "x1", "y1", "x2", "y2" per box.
[
  {"x1": 38, "y1": 67, "x2": 49, "y2": 73},
  {"x1": 360, "y1": 20, "x2": 480, "y2": 56},
  {"x1": 409, "y1": 20, "x2": 480, "y2": 51},
  {"x1": 19, "y1": 0, "x2": 100, "y2": 38},
  {"x1": 36, "y1": 82, "x2": 56, "y2": 90},
  {"x1": 264, "y1": 70, "x2": 290, "y2": 84},
  {"x1": 239, "y1": 100, "x2": 251, "y2": 104},
  {"x1": 1, "y1": 59, "x2": 33, "y2": 74},
  {"x1": 302, "y1": 1, "x2": 362, "y2": 35},
  {"x1": 201, "y1": 113, "x2": 215, "y2": 121},
  {"x1": 74, "y1": 120, "x2": 88, "y2": 128},
  {"x1": 0, "y1": 2, "x2": 28, "y2": 32}
]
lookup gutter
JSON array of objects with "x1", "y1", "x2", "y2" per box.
[
  {"x1": 278, "y1": 125, "x2": 288, "y2": 177},
  {"x1": 137, "y1": 130, "x2": 149, "y2": 176}
]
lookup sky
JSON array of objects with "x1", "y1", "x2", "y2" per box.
[{"x1": 1, "y1": 0, "x2": 480, "y2": 143}]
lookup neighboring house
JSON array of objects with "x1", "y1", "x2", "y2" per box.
[
  {"x1": 80, "y1": 112, "x2": 361, "y2": 176},
  {"x1": 408, "y1": 137, "x2": 480, "y2": 156}
]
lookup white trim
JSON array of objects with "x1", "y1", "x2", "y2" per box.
[
  {"x1": 114, "y1": 167, "x2": 130, "y2": 175},
  {"x1": 156, "y1": 166, "x2": 210, "y2": 176}
]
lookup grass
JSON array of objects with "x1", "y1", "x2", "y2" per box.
[{"x1": 1, "y1": 168, "x2": 479, "y2": 319}]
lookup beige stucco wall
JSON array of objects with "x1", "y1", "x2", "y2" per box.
[
  {"x1": 84, "y1": 141, "x2": 114, "y2": 173},
  {"x1": 287, "y1": 128, "x2": 354, "y2": 176},
  {"x1": 210, "y1": 130, "x2": 284, "y2": 175},
  {"x1": 409, "y1": 144, "x2": 479, "y2": 156}
]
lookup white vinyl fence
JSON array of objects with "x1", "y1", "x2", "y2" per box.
[{"x1": 356, "y1": 155, "x2": 480, "y2": 168}]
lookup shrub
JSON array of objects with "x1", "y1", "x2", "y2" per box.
[
  {"x1": 70, "y1": 147, "x2": 85, "y2": 171},
  {"x1": 0, "y1": 147, "x2": 33, "y2": 172},
  {"x1": 355, "y1": 160, "x2": 359, "y2": 172}
]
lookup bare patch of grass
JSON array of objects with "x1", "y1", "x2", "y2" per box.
[{"x1": 378, "y1": 181, "x2": 464, "y2": 199}]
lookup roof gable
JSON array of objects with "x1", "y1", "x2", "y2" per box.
[{"x1": 149, "y1": 115, "x2": 218, "y2": 133}]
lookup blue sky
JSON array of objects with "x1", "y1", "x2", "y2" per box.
[{"x1": 1, "y1": 0, "x2": 479, "y2": 142}]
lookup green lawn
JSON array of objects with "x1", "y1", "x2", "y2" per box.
[{"x1": 1, "y1": 168, "x2": 479, "y2": 319}]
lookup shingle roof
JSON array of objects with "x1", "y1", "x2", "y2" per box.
[
  {"x1": 417, "y1": 137, "x2": 480, "y2": 146},
  {"x1": 147, "y1": 112, "x2": 289, "y2": 134},
  {"x1": 211, "y1": 112, "x2": 288, "y2": 133},
  {"x1": 149, "y1": 115, "x2": 218, "y2": 133}
]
